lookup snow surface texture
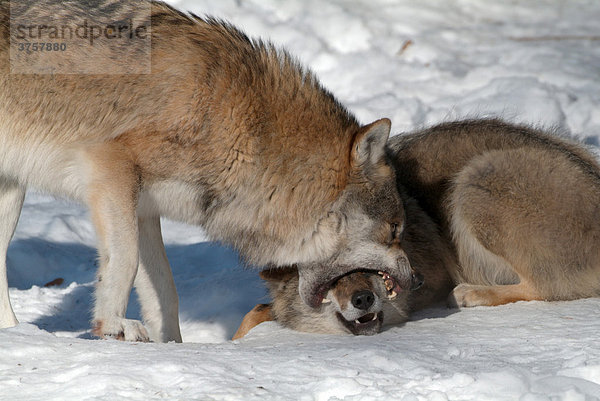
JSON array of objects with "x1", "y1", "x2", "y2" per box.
[{"x1": 2, "y1": 0, "x2": 600, "y2": 399}]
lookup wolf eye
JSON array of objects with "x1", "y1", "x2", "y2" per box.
[{"x1": 390, "y1": 222, "x2": 400, "y2": 240}]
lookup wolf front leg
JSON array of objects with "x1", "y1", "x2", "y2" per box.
[
  {"x1": 85, "y1": 143, "x2": 149, "y2": 341},
  {"x1": 134, "y1": 216, "x2": 182, "y2": 343},
  {"x1": 0, "y1": 179, "x2": 25, "y2": 328}
]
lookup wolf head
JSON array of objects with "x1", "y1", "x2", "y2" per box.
[
  {"x1": 294, "y1": 119, "x2": 423, "y2": 308},
  {"x1": 261, "y1": 267, "x2": 410, "y2": 335},
  {"x1": 213, "y1": 116, "x2": 421, "y2": 310}
]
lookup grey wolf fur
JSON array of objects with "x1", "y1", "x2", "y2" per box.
[
  {"x1": 0, "y1": 1, "x2": 416, "y2": 342},
  {"x1": 235, "y1": 119, "x2": 600, "y2": 336}
]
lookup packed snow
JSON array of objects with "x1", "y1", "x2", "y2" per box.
[{"x1": 2, "y1": 0, "x2": 600, "y2": 399}]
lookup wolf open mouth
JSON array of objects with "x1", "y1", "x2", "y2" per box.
[
  {"x1": 336, "y1": 311, "x2": 384, "y2": 335},
  {"x1": 377, "y1": 271, "x2": 402, "y2": 300}
]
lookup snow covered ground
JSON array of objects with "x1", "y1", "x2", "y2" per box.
[{"x1": 2, "y1": 0, "x2": 600, "y2": 399}]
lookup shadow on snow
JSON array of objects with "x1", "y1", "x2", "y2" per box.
[{"x1": 7, "y1": 238, "x2": 268, "y2": 340}]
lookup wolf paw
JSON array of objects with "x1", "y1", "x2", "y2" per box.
[
  {"x1": 448, "y1": 284, "x2": 490, "y2": 308},
  {"x1": 92, "y1": 317, "x2": 150, "y2": 342}
]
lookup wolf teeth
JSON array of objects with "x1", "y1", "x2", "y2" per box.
[
  {"x1": 354, "y1": 314, "x2": 378, "y2": 324},
  {"x1": 321, "y1": 298, "x2": 331, "y2": 304},
  {"x1": 379, "y1": 272, "x2": 398, "y2": 298}
]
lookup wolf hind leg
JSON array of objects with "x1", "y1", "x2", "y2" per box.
[
  {"x1": 446, "y1": 149, "x2": 562, "y2": 307},
  {"x1": 133, "y1": 216, "x2": 182, "y2": 343},
  {"x1": 447, "y1": 209, "x2": 543, "y2": 307},
  {"x1": 449, "y1": 282, "x2": 541, "y2": 307},
  {"x1": 0, "y1": 178, "x2": 25, "y2": 328}
]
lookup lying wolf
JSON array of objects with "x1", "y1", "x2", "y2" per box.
[
  {"x1": 0, "y1": 1, "x2": 419, "y2": 342},
  {"x1": 234, "y1": 119, "x2": 600, "y2": 337}
]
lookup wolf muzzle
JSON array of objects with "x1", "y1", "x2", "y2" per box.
[{"x1": 297, "y1": 250, "x2": 420, "y2": 308}]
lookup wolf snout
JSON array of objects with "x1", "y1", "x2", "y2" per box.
[
  {"x1": 398, "y1": 252, "x2": 425, "y2": 291},
  {"x1": 351, "y1": 290, "x2": 375, "y2": 310},
  {"x1": 410, "y1": 271, "x2": 425, "y2": 291}
]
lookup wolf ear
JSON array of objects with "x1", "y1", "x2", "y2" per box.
[
  {"x1": 259, "y1": 265, "x2": 298, "y2": 283},
  {"x1": 352, "y1": 118, "x2": 391, "y2": 166}
]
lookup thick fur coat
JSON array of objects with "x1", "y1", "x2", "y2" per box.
[{"x1": 1, "y1": 1, "x2": 413, "y2": 342}]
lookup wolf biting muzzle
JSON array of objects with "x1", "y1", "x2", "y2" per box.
[
  {"x1": 232, "y1": 181, "x2": 456, "y2": 339},
  {"x1": 295, "y1": 145, "x2": 421, "y2": 309}
]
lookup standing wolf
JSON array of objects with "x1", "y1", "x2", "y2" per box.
[{"x1": 0, "y1": 1, "x2": 417, "y2": 342}]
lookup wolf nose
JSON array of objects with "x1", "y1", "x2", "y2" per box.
[
  {"x1": 410, "y1": 271, "x2": 425, "y2": 291},
  {"x1": 352, "y1": 290, "x2": 375, "y2": 310}
]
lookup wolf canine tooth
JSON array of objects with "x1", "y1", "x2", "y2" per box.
[
  {"x1": 321, "y1": 298, "x2": 331, "y2": 304},
  {"x1": 388, "y1": 290, "x2": 397, "y2": 300}
]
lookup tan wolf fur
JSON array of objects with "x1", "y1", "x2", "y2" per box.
[
  {"x1": 233, "y1": 303, "x2": 273, "y2": 340},
  {"x1": 0, "y1": 1, "x2": 417, "y2": 342},
  {"x1": 391, "y1": 119, "x2": 600, "y2": 307},
  {"x1": 234, "y1": 188, "x2": 455, "y2": 338},
  {"x1": 235, "y1": 119, "x2": 600, "y2": 337}
]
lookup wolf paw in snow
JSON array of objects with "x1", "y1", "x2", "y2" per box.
[
  {"x1": 448, "y1": 284, "x2": 491, "y2": 308},
  {"x1": 92, "y1": 318, "x2": 150, "y2": 342}
]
